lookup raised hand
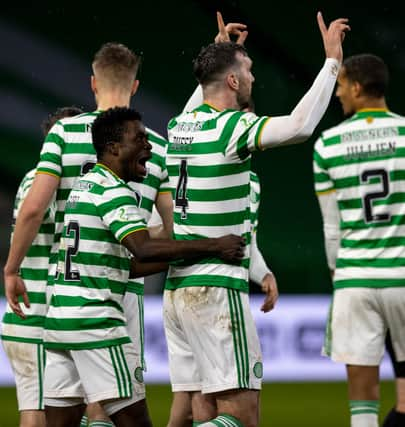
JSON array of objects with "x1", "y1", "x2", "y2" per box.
[
  {"x1": 4, "y1": 272, "x2": 30, "y2": 318},
  {"x1": 215, "y1": 234, "x2": 246, "y2": 262},
  {"x1": 214, "y1": 11, "x2": 248, "y2": 45},
  {"x1": 317, "y1": 11, "x2": 350, "y2": 64}
]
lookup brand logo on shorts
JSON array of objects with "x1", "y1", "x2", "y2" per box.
[
  {"x1": 253, "y1": 362, "x2": 263, "y2": 379},
  {"x1": 134, "y1": 367, "x2": 144, "y2": 383}
]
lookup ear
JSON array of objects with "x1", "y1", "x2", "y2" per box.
[
  {"x1": 91, "y1": 75, "x2": 97, "y2": 94},
  {"x1": 131, "y1": 79, "x2": 140, "y2": 96},
  {"x1": 226, "y1": 73, "x2": 239, "y2": 91},
  {"x1": 106, "y1": 141, "x2": 121, "y2": 157},
  {"x1": 352, "y1": 81, "x2": 362, "y2": 98}
]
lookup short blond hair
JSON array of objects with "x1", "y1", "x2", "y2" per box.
[{"x1": 92, "y1": 42, "x2": 141, "y2": 91}]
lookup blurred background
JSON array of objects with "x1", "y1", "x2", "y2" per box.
[{"x1": 0, "y1": 1, "x2": 403, "y2": 425}]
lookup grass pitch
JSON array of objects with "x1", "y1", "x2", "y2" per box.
[{"x1": 0, "y1": 381, "x2": 396, "y2": 426}]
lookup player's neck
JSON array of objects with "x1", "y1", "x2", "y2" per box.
[
  {"x1": 355, "y1": 97, "x2": 387, "y2": 112},
  {"x1": 96, "y1": 92, "x2": 131, "y2": 111},
  {"x1": 203, "y1": 95, "x2": 239, "y2": 111},
  {"x1": 203, "y1": 87, "x2": 240, "y2": 111}
]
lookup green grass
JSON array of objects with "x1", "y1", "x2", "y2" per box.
[{"x1": 0, "y1": 381, "x2": 396, "y2": 427}]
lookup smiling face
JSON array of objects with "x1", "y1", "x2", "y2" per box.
[{"x1": 119, "y1": 120, "x2": 152, "y2": 183}]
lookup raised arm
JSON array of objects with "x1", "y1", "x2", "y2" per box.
[{"x1": 259, "y1": 13, "x2": 350, "y2": 150}]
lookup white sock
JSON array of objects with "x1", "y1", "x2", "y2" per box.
[{"x1": 351, "y1": 413, "x2": 378, "y2": 427}]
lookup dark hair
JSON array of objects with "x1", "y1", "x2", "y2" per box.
[
  {"x1": 91, "y1": 106, "x2": 142, "y2": 158},
  {"x1": 92, "y1": 42, "x2": 141, "y2": 88},
  {"x1": 41, "y1": 105, "x2": 84, "y2": 136},
  {"x1": 343, "y1": 54, "x2": 389, "y2": 98},
  {"x1": 193, "y1": 42, "x2": 248, "y2": 85}
]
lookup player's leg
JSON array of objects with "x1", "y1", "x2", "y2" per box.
[
  {"x1": 86, "y1": 402, "x2": 114, "y2": 426},
  {"x1": 2, "y1": 340, "x2": 46, "y2": 427},
  {"x1": 190, "y1": 391, "x2": 217, "y2": 424},
  {"x1": 177, "y1": 287, "x2": 262, "y2": 427},
  {"x1": 381, "y1": 289, "x2": 405, "y2": 427},
  {"x1": 45, "y1": 403, "x2": 86, "y2": 427},
  {"x1": 346, "y1": 365, "x2": 379, "y2": 427},
  {"x1": 109, "y1": 399, "x2": 151, "y2": 427},
  {"x1": 167, "y1": 392, "x2": 194, "y2": 427},
  {"x1": 163, "y1": 290, "x2": 203, "y2": 426},
  {"x1": 191, "y1": 389, "x2": 258, "y2": 427},
  {"x1": 18, "y1": 411, "x2": 46, "y2": 427},
  {"x1": 43, "y1": 348, "x2": 87, "y2": 426},
  {"x1": 73, "y1": 342, "x2": 148, "y2": 427},
  {"x1": 327, "y1": 288, "x2": 385, "y2": 427}
]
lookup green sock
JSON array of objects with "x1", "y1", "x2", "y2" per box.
[
  {"x1": 88, "y1": 421, "x2": 114, "y2": 427},
  {"x1": 349, "y1": 400, "x2": 379, "y2": 427},
  {"x1": 194, "y1": 414, "x2": 243, "y2": 426}
]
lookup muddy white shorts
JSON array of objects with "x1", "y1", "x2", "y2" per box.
[
  {"x1": 43, "y1": 342, "x2": 145, "y2": 416},
  {"x1": 163, "y1": 287, "x2": 263, "y2": 394},
  {"x1": 2, "y1": 340, "x2": 45, "y2": 411},
  {"x1": 323, "y1": 287, "x2": 405, "y2": 365}
]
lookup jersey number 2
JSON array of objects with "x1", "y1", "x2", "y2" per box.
[
  {"x1": 361, "y1": 168, "x2": 390, "y2": 223},
  {"x1": 65, "y1": 221, "x2": 81, "y2": 281},
  {"x1": 175, "y1": 159, "x2": 189, "y2": 219}
]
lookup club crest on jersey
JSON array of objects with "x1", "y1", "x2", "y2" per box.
[
  {"x1": 240, "y1": 115, "x2": 256, "y2": 128},
  {"x1": 253, "y1": 361, "x2": 263, "y2": 378}
]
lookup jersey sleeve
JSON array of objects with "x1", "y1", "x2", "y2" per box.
[
  {"x1": 313, "y1": 137, "x2": 334, "y2": 194},
  {"x1": 249, "y1": 171, "x2": 261, "y2": 233},
  {"x1": 36, "y1": 121, "x2": 64, "y2": 178},
  {"x1": 97, "y1": 185, "x2": 147, "y2": 242},
  {"x1": 148, "y1": 131, "x2": 171, "y2": 194},
  {"x1": 224, "y1": 111, "x2": 270, "y2": 160}
]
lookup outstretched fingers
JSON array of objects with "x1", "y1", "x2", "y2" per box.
[
  {"x1": 317, "y1": 11, "x2": 350, "y2": 62},
  {"x1": 215, "y1": 11, "x2": 228, "y2": 43},
  {"x1": 215, "y1": 11, "x2": 248, "y2": 45}
]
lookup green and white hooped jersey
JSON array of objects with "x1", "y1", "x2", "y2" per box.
[
  {"x1": 165, "y1": 103, "x2": 269, "y2": 292},
  {"x1": 36, "y1": 112, "x2": 99, "y2": 284},
  {"x1": 314, "y1": 109, "x2": 405, "y2": 289},
  {"x1": 128, "y1": 127, "x2": 169, "y2": 295},
  {"x1": 250, "y1": 171, "x2": 260, "y2": 233},
  {"x1": 1, "y1": 169, "x2": 55, "y2": 343},
  {"x1": 44, "y1": 164, "x2": 147, "y2": 350},
  {"x1": 36, "y1": 111, "x2": 169, "y2": 295}
]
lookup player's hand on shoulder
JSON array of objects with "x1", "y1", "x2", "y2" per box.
[
  {"x1": 214, "y1": 11, "x2": 248, "y2": 45},
  {"x1": 260, "y1": 272, "x2": 279, "y2": 313},
  {"x1": 317, "y1": 11, "x2": 350, "y2": 64},
  {"x1": 215, "y1": 234, "x2": 246, "y2": 262},
  {"x1": 4, "y1": 271, "x2": 30, "y2": 318}
]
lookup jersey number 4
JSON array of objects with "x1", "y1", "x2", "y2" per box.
[
  {"x1": 65, "y1": 221, "x2": 81, "y2": 281},
  {"x1": 361, "y1": 168, "x2": 391, "y2": 223},
  {"x1": 175, "y1": 159, "x2": 189, "y2": 219}
]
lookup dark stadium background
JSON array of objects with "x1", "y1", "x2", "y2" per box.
[
  {"x1": 0, "y1": 2, "x2": 402, "y2": 426},
  {"x1": 1, "y1": 1, "x2": 404, "y2": 295},
  {"x1": 0, "y1": 2, "x2": 404, "y2": 295}
]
